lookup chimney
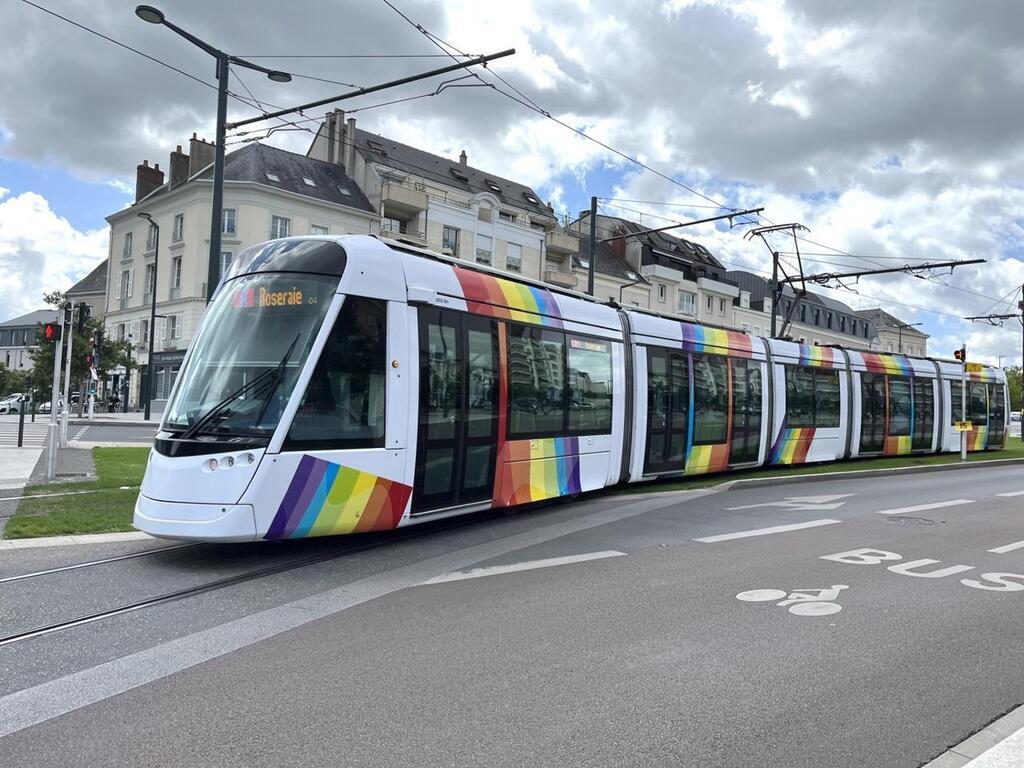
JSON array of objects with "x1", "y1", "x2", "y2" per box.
[
  {"x1": 135, "y1": 160, "x2": 164, "y2": 203},
  {"x1": 169, "y1": 144, "x2": 190, "y2": 188},
  {"x1": 459, "y1": 149, "x2": 468, "y2": 166},
  {"x1": 345, "y1": 117, "x2": 357, "y2": 172},
  {"x1": 325, "y1": 110, "x2": 344, "y2": 166},
  {"x1": 188, "y1": 133, "x2": 215, "y2": 177},
  {"x1": 610, "y1": 234, "x2": 626, "y2": 260}
]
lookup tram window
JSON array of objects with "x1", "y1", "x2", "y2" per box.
[
  {"x1": 508, "y1": 326, "x2": 565, "y2": 436},
  {"x1": 970, "y1": 382, "x2": 988, "y2": 425},
  {"x1": 951, "y1": 381, "x2": 963, "y2": 423},
  {"x1": 567, "y1": 337, "x2": 612, "y2": 432},
  {"x1": 730, "y1": 358, "x2": 762, "y2": 463},
  {"x1": 912, "y1": 379, "x2": 934, "y2": 449},
  {"x1": 285, "y1": 297, "x2": 387, "y2": 449},
  {"x1": 815, "y1": 369, "x2": 841, "y2": 427},
  {"x1": 785, "y1": 365, "x2": 815, "y2": 427},
  {"x1": 861, "y1": 373, "x2": 886, "y2": 452},
  {"x1": 693, "y1": 354, "x2": 728, "y2": 444},
  {"x1": 786, "y1": 365, "x2": 840, "y2": 428},
  {"x1": 646, "y1": 351, "x2": 670, "y2": 468},
  {"x1": 889, "y1": 377, "x2": 912, "y2": 436}
]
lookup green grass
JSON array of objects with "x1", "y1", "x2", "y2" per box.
[
  {"x1": 620, "y1": 439, "x2": 1024, "y2": 496},
  {"x1": 3, "y1": 447, "x2": 149, "y2": 539}
]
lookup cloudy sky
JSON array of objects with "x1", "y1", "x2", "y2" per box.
[{"x1": 2, "y1": 0, "x2": 1023, "y2": 362}]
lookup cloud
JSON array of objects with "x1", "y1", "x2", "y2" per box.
[{"x1": 0, "y1": 190, "x2": 108, "y2": 320}]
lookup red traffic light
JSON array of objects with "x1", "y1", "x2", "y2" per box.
[
  {"x1": 42, "y1": 323, "x2": 62, "y2": 341},
  {"x1": 953, "y1": 348, "x2": 964, "y2": 361}
]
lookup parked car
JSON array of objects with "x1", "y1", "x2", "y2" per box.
[
  {"x1": 37, "y1": 398, "x2": 64, "y2": 415},
  {"x1": 0, "y1": 394, "x2": 27, "y2": 415}
]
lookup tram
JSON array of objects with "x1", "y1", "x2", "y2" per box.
[{"x1": 135, "y1": 235, "x2": 1008, "y2": 541}]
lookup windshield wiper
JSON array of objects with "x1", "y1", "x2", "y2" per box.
[
  {"x1": 177, "y1": 334, "x2": 302, "y2": 442},
  {"x1": 253, "y1": 333, "x2": 301, "y2": 426}
]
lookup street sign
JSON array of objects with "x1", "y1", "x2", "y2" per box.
[
  {"x1": 954, "y1": 421, "x2": 973, "y2": 432},
  {"x1": 965, "y1": 363, "x2": 984, "y2": 373}
]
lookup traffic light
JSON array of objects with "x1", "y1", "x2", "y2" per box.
[
  {"x1": 76, "y1": 304, "x2": 91, "y2": 334},
  {"x1": 954, "y1": 346, "x2": 966, "y2": 362},
  {"x1": 62, "y1": 303, "x2": 73, "y2": 326},
  {"x1": 42, "y1": 322, "x2": 62, "y2": 342}
]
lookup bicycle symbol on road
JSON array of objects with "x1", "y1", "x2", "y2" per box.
[{"x1": 736, "y1": 585, "x2": 848, "y2": 616}]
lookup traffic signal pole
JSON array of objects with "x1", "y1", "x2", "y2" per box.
[
  {"x1": 45, "y1": 311, "x2": 66, "y2": 481},
  {"x1": 960, "y1": 344, "x2": 967, "y2": 463},
  {"x1": 59, "y1": 302, "x2": 75, "y2": 449}
]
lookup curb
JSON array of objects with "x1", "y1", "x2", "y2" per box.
[
  {"x1": 0, "y1": 531, "x2": 154, "y2": 550},
  {"x1": 729, "y1": 457, "x2": 1024, "y2": 490},
  {"x1": 68, "y1": 441, "x2": 152, "y2": 449},
  {"x1": 923, "y1": 702, "x2": 1024, "y2": 767},
  {"x1": 68, "y1": 419, "x2": 156, "y2": 428}
]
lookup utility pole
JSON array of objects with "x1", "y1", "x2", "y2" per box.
[
  {"x1": 59, "y1": 301, "x2": 75, "y2": 448},
  {"x1": 960, "y1": 344, "x2": 967, "y2": 462},
  {"x1": 587, "y1": 196, "x2": 597, "y2": 296},
  {"x1": 744, "y1": 223, "x2": 810, "y2": 340},
  {"x1": 45, "y1": 306, "x2": 68, "y2": 481},
  {"x1": 964, "y1": 282, "x2": 1024, "y2": 440},
  {"x1": 894, "y1": 321, "x2": 923, "y2": 354}
]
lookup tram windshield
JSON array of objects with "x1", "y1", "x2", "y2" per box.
[{"x1": 163, "y1": 273, "x2": 337, "y2": 439}]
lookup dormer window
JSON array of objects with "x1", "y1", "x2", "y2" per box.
[
  {"x1": 264, "y1": 172, "x2": 280, "y2": 183},
  {"x1": 302, "y1": 177, "x2": 316, "y2": 187},
  {"x1": 337, "y1": 185, "x2": 352, "y2": 196},
  {"x1": 484, "y1": 179, "x2": 501, "y2": 194},
  {"x1": 522, "y1": 191, "x2": 540, "y2": 205},
  {"x1": 366, "y1": 139, "x2": 387, "y2": 156},
  {"x1": 449, "y1": 167, "x2": 469, "y2": 182}
]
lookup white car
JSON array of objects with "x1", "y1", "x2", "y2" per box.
[{"x1": 0, "y1": 394, "x2": 27, "y2": 415}]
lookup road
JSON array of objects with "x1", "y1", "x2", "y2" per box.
[
  {"x1": 1, "y1": 464, "x2": 1024, "y2": 766},
  {"x1": 0, "y1": 415, "x2": 157, "y2": 447}
]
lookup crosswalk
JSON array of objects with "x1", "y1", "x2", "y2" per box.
[{"x1": 0, "y1": 421, "x2": 49, "y2": 447}]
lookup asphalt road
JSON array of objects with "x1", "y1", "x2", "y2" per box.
[
  {"x1": 2, "y1": 464, "x2": 1024, "y2": 766},
  {"x1": 0, "y1": 415, "x2": 157, "y2": 446}
]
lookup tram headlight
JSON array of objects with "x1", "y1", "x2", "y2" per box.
[
  {"x1": 207, "y1": 458, "x2": 219, "y2": 472},
  {"x1": 246, "y1": 453, "x2": 256, "y2": 465},
  {"x1": 225, "y1": 456, "x2": 236, "y2": 468}
]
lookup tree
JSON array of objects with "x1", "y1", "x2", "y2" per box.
[
  {"x1": 1005, "y1": 365, "x2": 1022, "y2": 412},
  {"x1": 0, "y1": 364, "x2": 28, "y2": 397}
]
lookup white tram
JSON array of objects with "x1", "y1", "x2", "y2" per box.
[{"x1": 135, "y1": 236, "x2": 1008, "y2": 542}]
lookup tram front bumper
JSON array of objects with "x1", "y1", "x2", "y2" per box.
[{"x1": 134, "y1": 494, "x2": 257, "y2": 542}]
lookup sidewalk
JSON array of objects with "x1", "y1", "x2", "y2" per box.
[
  {"x1": 0, "y1": 447, "x2": 44, "y2": 491},
  {"x1": 68, "y1": 411, "x2": 160, "y2": 427}
]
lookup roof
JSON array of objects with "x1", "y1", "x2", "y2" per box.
[
  {"x1": 132, "y1": 143, "x2": 374, "y2": 213},
  {"x1": 352, "y1": 128, "x2": 555, "y2": 220},
  {"x1": 598, "y1": 215, "x2": 724, "y2": 269},
  {"x1": 65, "y1": 259, "x2": 108, "y2": 299},
  {"x1": 572, "y1": 234, "x2": 647, "y2": 283},
  {"x1": 856, "y1": 307, "x2": 929, "y2": 337},
  {"x1": 0, "y1": 309, "x2": 57, "y2": 328}
]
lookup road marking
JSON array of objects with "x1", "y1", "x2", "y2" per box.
[
  {"x1": 873, "y1": 499, "x2": 975, "y2": 515},
  {"x1": 694, "y1": 518, "x2": 842, "y2": 543},
  {"x1": 422, "y1": 550, "x2": 626, "y2": 584},
  {"x1": 726, "y1": 494, "x2": 852, "y2": 512},
  {"x1": 989, "y1": 540, "x2": 1024, "y2": 554},
  {"x1": 996, "y1": 491, "x2": 1024, "y2": 497}
]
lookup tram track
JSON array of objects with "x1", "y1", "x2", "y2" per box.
[
  {"x1": 0, "y1": 542, "x2": 200, "y2": 584},
  {"x1": 0, "y1": 510, "x2": 505, "y2": 649}
]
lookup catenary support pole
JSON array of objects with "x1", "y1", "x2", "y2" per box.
[
  {"x1": 961, "y1": 344, "x2": 967, "y2": 462},
  {"x1": 587, "y1": 196, "x2": 597, "y2": 297},
  {"x1": 770, "y1": 251, "x2": 779, "y2": 339},
  {"x1": 207, "y1": 53, "x2": 229, "y2": 303}
]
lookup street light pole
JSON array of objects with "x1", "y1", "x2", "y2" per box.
[
  {"x1": 137, "y1": 212, "x2": 159, "y2": 421},
  {"x1": 893, "y1": 321, "x2": 923, "y2": 354},
  {"x1": 134, "y1": 6, "x2": 292, "y2": 303}
]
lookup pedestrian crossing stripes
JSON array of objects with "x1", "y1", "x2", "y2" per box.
[{"x1": 0, "y1": 423, "x2": 49, "y2": 447}]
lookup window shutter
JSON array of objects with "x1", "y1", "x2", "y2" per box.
[
  {"x1": 156, "y1": 316, "x2": 165, "y2": 341},
  {"x1": 127, "y1": 268, "x2": 134, "y2": 298},
  {"x1": 115, "y1": 273, "x2": 122, "y2": 299},
  {"x1": 130, "y1": 320, "x2": 140, "y2": 342}
]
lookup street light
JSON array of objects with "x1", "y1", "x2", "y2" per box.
[
  {"x1": 134, "y1": 6, "x2": 291, "y2": 302},
  {"x1": 893, "y1": 321, "x2": 923, "y2": 354},
  {"x1": 137, "y1": 212, "x2": 159, "y2": 421}
]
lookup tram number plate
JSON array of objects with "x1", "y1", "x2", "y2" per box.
[
  {"x1": 965, "y1": 363, "x2": 984, "y2": 373},
  {"x1": 954, "y1": 421, "x2": 973, "y2": 432}
]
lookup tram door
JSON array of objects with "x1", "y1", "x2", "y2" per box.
[
  {"x1": 644, "y1": 348, "x2": 689, "y2": 474},
  {"x1": 413, "y1": 308, "x2": 499, "y2": 512}
]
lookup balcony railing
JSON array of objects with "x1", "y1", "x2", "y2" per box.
[
  {"x1": 546, "y1": 229, "x2": 580, "y2": 255},
  {"x1": 380, "y1": 220, "x2": 426, "y2": 243},
  {"x1": 544, "y1": 268, "x2": 578, "y2": 289}
]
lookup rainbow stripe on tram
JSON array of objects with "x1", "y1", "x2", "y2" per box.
[
  {"x1": 680, "y1": 325, "x2": 755, "y2": 358},
  {"x1": 454, "y1": 267, "x2": 563, "y2": 327},
  {"x1": 861, "y1": 352, "x2": 913, "y2": 376},
  {"x1": 494, "y1": 437, "x2": 581, "y2": 506},
  {"x1": 770, "y1": 427, "x2": 816, "y2": 464},
  {"x1": 796, "y1": 344, "x2": 840, "y2": 368},
  {"x1": 265, "y1": 456, "x2": 413, "y2": 539}
]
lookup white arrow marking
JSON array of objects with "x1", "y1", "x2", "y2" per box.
[{"x1": 726, "y1": 494, "x2": 853, "y2": 511}]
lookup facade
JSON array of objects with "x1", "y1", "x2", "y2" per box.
[
  {"x1": 65, "y1": 259, "x2": 108, "y2": 318},
  {"x1": 104, "y1": 136, "x2": 376, "y2": 410},
  {"x1": 0, "y1": 309, "x2": 57, "y2": 372},
  {"x1": 856, "y1": 307, "x2": 929, "y2": 356},
  {"x1": 308, "y1": 110, "x2": 581, "y2": 287}
]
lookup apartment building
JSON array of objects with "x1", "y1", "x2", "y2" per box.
[
  {"x1": 104, "y1": 135, "x2": 375, "y2": 410},
  {"x1": 0, "y1": 310, "x2": 56, "y2": 373},
  {"x1": 307, "y1": 110, "x2": 583, "y2": 285},
  {"x1": 856, "y1": 307, "x2": 929, "y2": 355}
]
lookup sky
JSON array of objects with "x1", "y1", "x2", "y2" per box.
[{"x1": 1, "y1": 0, "x2": 1023, "y2": 363}]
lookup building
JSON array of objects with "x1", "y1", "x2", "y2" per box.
[
  {"x1": 65, "y1": 259, "x2": 108, "y2": 318},
  {"x1": 308, "y1": 110, "x2": 579, "y2": 285},
  {"x1": 856, "y1": 307, "x2": 929, "y2": 356},
  {"x1": 103, "y1": 135, "x2": 376, "y2": 411},
  {"x1": 0, "y1": 309, "x2": 57, "y2": 372}
]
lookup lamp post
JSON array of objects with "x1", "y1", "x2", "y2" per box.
[
  {"x1": 137, "y1": 212, "x2": 159, "y2": 421},
  {"x1": 893, "y1": 321, "x2": 923, "y2": 354},
  {"x1": 134, "y1": 6, "x2": 291, "y2": 303}
]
